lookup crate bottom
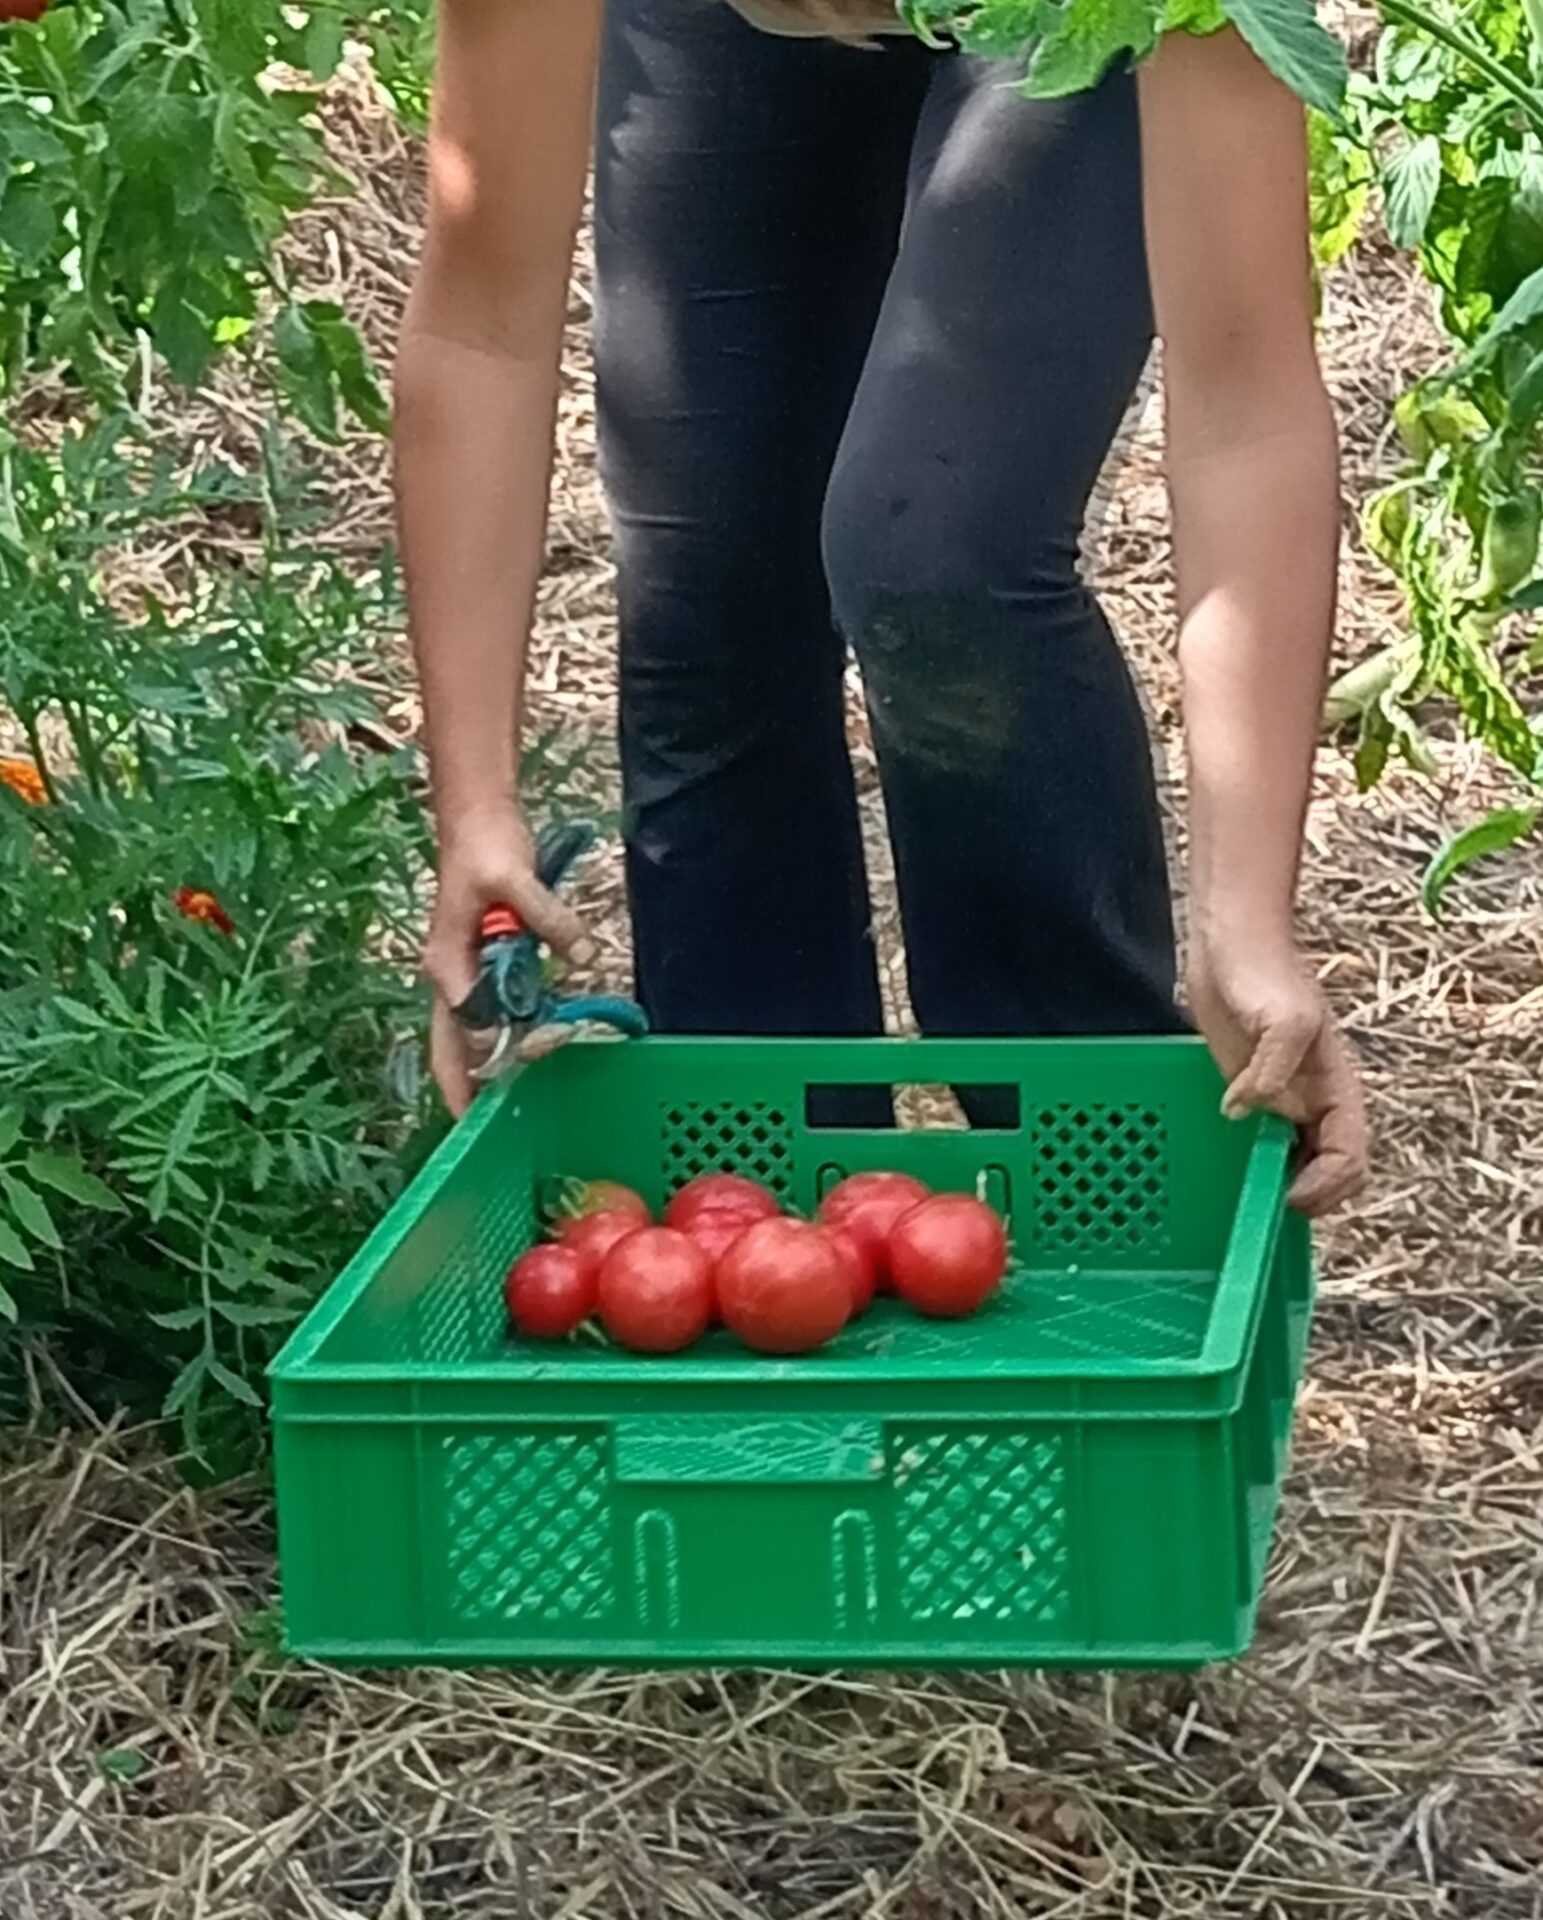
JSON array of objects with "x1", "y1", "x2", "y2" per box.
[
  {"x1": 284, "y1": 1626, "x2": 1257, "y2": 1671},
  {"x1": 280, "y1": 1605, "x2": 1266, "y2": 1666},
  {"x1": 462, "y1": 1266, "x2": 1223, "y2": 1380}
]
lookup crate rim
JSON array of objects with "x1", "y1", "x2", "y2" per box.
[{"x1": 270, "y1": 1033, "x2": 1293, "y2": 1389}]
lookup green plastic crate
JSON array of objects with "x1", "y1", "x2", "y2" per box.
[{"x1": 270, "y1": 1036, "x2": 1313, "y2": 1669}]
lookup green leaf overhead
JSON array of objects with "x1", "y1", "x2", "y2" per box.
[
  {"x1": 1221, "y1": 0, "x2": 1347, "y2": 113},
  {"x1": 897, "y1": 0, "x2": 1347, "y2": 109}
]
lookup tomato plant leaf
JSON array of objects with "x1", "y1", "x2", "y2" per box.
[
  {"x1": 192, "y1": 0, "x2": 272, "y2": 76},
  {"x1": 1385, "y1": 135, "x2": 1443, "y2": 248},
  {"x1": 1017, "y1": 0, "x2": 1160, "y2": 94},
  {"x1": 1468, "y1": 260, "x2": 1543, "y2": 363},
  {"x1": 1163, "y1": 0, "x2": 1227, "y2": 29},
  {"x1": 1309, "y1": 108, "x2": 1371, "y2": 270},
  {"x1": 0, "y1": 1109, "x2": 22, "y2": 1160},
  {"x1": 304, "y1": 301, "x2": 391, "y2": 435},
  {"x1": 0, "y1": 1278, "x2": 15, "y2": 1324},
  {"x1": 2, "y1": 114, "x2": 68, "y2": 167},
  {"x1": 900, "y1": 0, "x2": 1040, "y2": 56},
  {"x1": 304, "y1": 8, "x2": 348, "y2": 80},
  {"x1": 1220, "y1": 0, "x2": 1348, "y2": 115},
  {"x1": 1422, "y1": 803, "x2": 1541, "y2": 917},
  {"x1": 273, "y1": 300, "x2": 340, "y2": 442},
  {"x1": 898, "y1": 0, "x2": 1340, "y2": 101},
  {"x1": 1505, "y1": 347, "x2": 1543, "y2": 428},
  {"x1": 150, "y1": 286, "x2": 218, "y2": 389},
  {"x1": 0, "y1": 181, "x2": 59, "y2": 273}
]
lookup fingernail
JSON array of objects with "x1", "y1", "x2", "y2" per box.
[{"x1": 570, "y1": 937, "x2": 598, "y2": 968}]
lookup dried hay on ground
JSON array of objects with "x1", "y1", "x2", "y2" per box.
[{"x1": 1, "y1": 63, "x2": 1540, "y2": 1920}]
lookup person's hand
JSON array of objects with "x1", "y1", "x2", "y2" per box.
[
  {"x1": 424, "y1": 799, "x2": 591, "y2": 1116},
  {"x1": 1187, "y1": 933, "x2": 1369, "y2": 1217}
]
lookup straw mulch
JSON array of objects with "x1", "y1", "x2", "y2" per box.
[{"x1": 1, "y1": 54, "x2": 1540, "y2": 1920}]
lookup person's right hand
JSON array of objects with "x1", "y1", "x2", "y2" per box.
[
  {"x1": 424, "y1": 800, "x2": 591, "y2": 1116},
  {"x1": 1187, "y1": 933, "x2": 1369, "y2": 1218}
]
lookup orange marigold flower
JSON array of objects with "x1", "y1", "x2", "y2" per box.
[
  {"x1": 0, "y1": 757, "x2": 47, "y2": 807},
  {"x1": 172, "y1": 887, "x2": 236, "y2": 936}
]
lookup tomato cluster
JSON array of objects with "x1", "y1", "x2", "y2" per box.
[{"x1": 504, "y1": 1170, "x2": 1009, "y2": 1356}]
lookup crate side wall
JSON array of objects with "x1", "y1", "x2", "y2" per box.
[
  {"x1": 285, "y1": 1397, "x2": 1295, "y2": 1666},
  {"x1": 274, "y1": 1415, "x2": 427, "y2": 1649},
  {"x1": 314, "y1": 1092, "x2": 548, "y2": 1367},
  {"x1": 538, "y1": 1039, "x2": 1250, "y2": 1274}
]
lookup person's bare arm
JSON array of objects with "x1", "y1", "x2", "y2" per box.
[
  {"x1": 1140, "y1": 31, "x2": 1368, "y2": 1214},
  {"x1": 395, "y1": 0, "x2": 602, "y2": 1112}
]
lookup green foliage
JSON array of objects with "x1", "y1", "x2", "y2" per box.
[
  {"x1": 356, "y1": 0, "x2": 434, "y2": 130},
  {"x1": 898, "y1": 0, "x2": 1345, "y2": 109},
  {"x1": 0, "y1": 422, "x2": 439, "y2": 1455},
  {"x1": 1422, "y1": 800, "x2": 1540, "y2": 913},
  {"x1": 1308, "y1": 107, "x2": 1373, "y2": 272},
  {"x1": 1313, "y1": 0, "x2": 1543, "y2": 903},
  {"x1": 0, "y1": 0, "x2": 429, "y2": 433},
  {"x1": 0, "y1": 1113, "x2": 123, "y2": 1323}
]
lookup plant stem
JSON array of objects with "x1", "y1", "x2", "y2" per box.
[
  {"x1": 19, "y1": 715, "x2": 59, "y2": 804},
  {"x1": 1380, "y1": 0, "x2": 1543, "y2": 130},
  {"x1": 60, "y1": 703, "x2": 106, "y2": 800}
]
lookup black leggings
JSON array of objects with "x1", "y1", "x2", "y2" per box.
[{"x1": 594, "y1": 0, "x2": 1182, "y2": 1075}]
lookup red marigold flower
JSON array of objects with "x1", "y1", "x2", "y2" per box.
[
  {"x1": 172, "y1": 887, "x2": 236, "y2": 936},
  {"x1": 0, "y1": 757, "x2": 47, "y2": 807}
]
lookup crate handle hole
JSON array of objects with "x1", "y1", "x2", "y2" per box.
[{"x1": 804, "y1": 1084, "x2": 1021, "y2": 1133}]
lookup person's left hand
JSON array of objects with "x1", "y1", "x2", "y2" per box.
[{"x1": 1187, "y1": 935, "x2": 1369, "y2": 1217}]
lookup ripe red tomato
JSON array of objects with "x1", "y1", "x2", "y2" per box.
[
  {"x1": 597, "y1": 1227, "x2": 714, "y2": 1353},
  {"x1": 682, "y1": 1205, "x2": 755, "y2": 1264},
  {"x1": 817, "y1": 1172, "x2": 931, "y2": 1288},
  {"x1": 820, "y1": 1223, "x2": 878, "y2": 1315},
  {"x1": 555, "y1": 1179, "x2": 651, "y2": 1238},
  {"x1": 716, "y1": 1218, "x2": 850, "y2": 1356},
  {"x1": 504, "y1": 1244, "x2": 596, "y2": 1339},
  {"x1": 0, "y1": 1, "x2": 51, "y2": 21},
  {"x1": 888, "y1": 1195, "x2": 1008, "y2": 1318},
  {"x1": 818, "y1": 1170, "x2": 930, "y2": 1224},
  {"x1": 561, "y1": 1209, "x2": 645, "y2": 1282},
  {"x1": 664, "y1": 1172, "x2": 781, "y2": 1232},
  {"x1": 676, "y1": 1208, "x2": 757, "y2": 1326}
]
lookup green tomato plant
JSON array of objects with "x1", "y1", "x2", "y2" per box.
[
  {"x1": 1312, "y1": 0, "x2": 1543, "y2": 910},
  {"x1": 898, "y1": 0, "x2": 1347, "y2": 111},
  {"x1": 0, "y1": 0, "x2": 430, "y2": 436},
  {"x1": 900, "y1": 1, "x2": 1541, "y2": 908}
]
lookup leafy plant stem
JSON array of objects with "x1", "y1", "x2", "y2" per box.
[{"x1": 1380, "y1": 0, "x2": 1543, "y2": 127}]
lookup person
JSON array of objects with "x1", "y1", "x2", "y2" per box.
[{"x1": 395, "y1": 0, "x2": 1369, "y2": 1215}]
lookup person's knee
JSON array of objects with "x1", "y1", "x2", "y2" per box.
[{"x1": 822, "y1": 448, "x2": 1086, "y2": 777}]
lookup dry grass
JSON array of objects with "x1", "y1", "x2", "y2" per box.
[{"x1": 2, "y1": 54, "x2": 1542, "y2": 1920}]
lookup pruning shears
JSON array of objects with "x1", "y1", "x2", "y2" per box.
[{"x1": 453, "y1": 821, "x2": 649, "y2": 1083}]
